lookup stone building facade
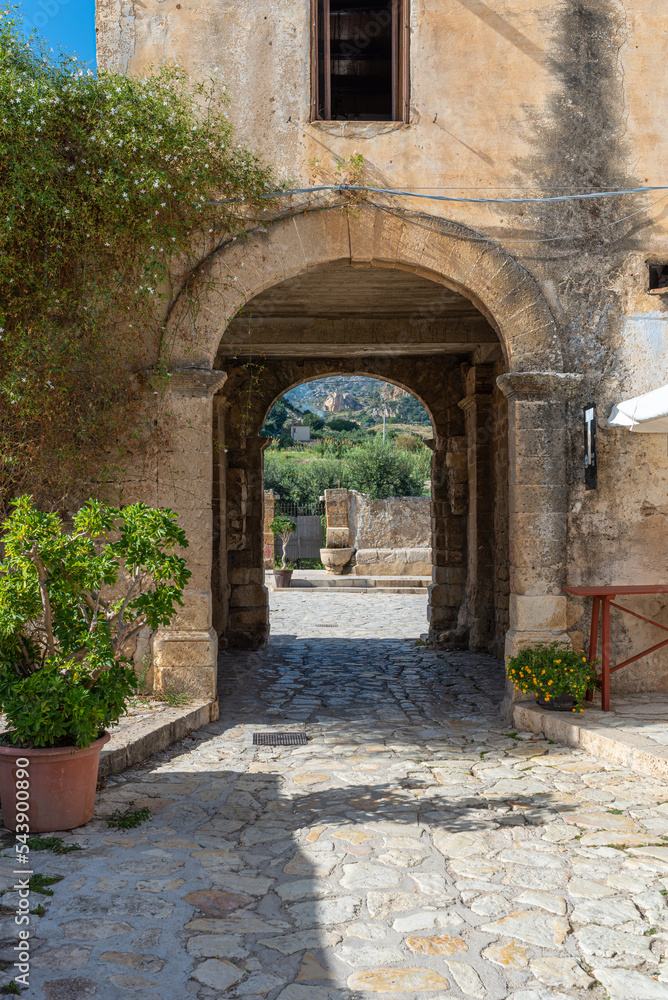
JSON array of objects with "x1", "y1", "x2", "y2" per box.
[{"x1": 96, "y1": 0, "x2": 668, "y2": 707}]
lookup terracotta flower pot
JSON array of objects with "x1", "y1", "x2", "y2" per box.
[
  {"x1": 536, "y1": 692, "x2": 578, "y2": 712},
  {"x1": 273, "y1": 569, "x2": 294, "y2": 588},
  {"x1": 0, "y1": 732, "x2": 110, "y2": 832}
]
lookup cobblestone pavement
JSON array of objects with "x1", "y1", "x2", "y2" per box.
[{"x1": 23, "y1": 592, "x2": 668, "y2": 999}]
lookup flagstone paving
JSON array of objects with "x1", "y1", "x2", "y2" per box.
[{"x1": 19, "y1": 591, "x2": 668, "y2": 998}]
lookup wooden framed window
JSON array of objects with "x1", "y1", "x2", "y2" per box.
[{"x1": 311, "y1": 0, "x2": 409, "y2": 122}]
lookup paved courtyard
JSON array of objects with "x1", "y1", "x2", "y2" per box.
[{"x1": 21, "y1": 592, "x2": 668, "y2": 999}]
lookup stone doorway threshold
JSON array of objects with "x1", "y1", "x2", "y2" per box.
[
  {"x1": 513, "y1": 692, "x2": 668, "y2": 781},
  {"x1": 265, "y1": 569, "x2": 430, "y2": 594}
]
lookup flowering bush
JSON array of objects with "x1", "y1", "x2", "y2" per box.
[
  {"x1": 0, "y1": 9, "x2": 275, "y2": 511},
  {"x1": 506, "y1": 642, "x2": 599, "y2": 711}
]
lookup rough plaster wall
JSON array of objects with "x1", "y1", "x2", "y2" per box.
[{"x1": 347, "y1": 491, "x2": 431, "y2": 550}]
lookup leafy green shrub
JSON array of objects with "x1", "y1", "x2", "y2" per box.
[
  {"x1": 264, "y1": 452, "x2": 344, "y2": 504},
  {"x1": 343, "y1": 440, "x2": 427, "y2": 500},
  {"x1": 506, "y1": 642, "x2": 599, "y2": 710},
  {"x1": 327, "y1": 417, "x2": 360, "y2": 433},
  {"x1": 0, "y1": 496, "x2": 190, "y2": 748},
  {"x1": 0, "y1": 11, "x2": 273, "y2": 511}
]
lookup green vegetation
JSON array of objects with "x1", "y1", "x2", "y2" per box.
[
  {"x1": 0, "y1": 10, "x2": 274, "y2": 511},
  {"x1": 29, "y1": 873, "x2": 63, "y2": 896},
  {"x1": 106, "y1": 806, "x2": 152, "y2": 830},
  {"x1": 26, "y1": 835, "x2": 81, "y2": 855},
  {"x1": 343, "y1": 440, "x2": 428, "y2": 499},
  {"x1": 161, "y1": 688, "x2": 191, "y2": 708},
  {"x1": 0, "y1": 497, "x2": 190, "y2": 748},
  {"x1": 265, "y1": 439, "x2": 430, "y2": 504}
]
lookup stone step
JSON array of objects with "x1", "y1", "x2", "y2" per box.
[
  {"x1": 512, "y1": 698, "x2": 668, "y2": 781},
  {"x1": 265, "y1": 570, "x2": 430, "y2": 591}
]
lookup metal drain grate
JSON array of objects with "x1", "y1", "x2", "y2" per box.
[{"x1": 253, "y1": 732, "x2": 309, "y2": 746}]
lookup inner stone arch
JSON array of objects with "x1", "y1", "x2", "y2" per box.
[{"x1": 210, "y1": 261, "x2": 511, "y2": 656}]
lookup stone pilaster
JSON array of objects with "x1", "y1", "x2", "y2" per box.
[
  {"x1": 225, "y1": 436, "x2": 270, "y2": 649},
  {"x1": 428, "y1": 437, "x2": 467, "y2": 646},
  {"x1": 152, "y1": 366, "x2": 227, "y2": 706},
  {"x1": 263, "y1": 491, "x2": 276, "y2": 569},
  {"x1": 497, "y1": 371, "x2": 584, "y2": 714},
  {"x1": 459, "y1": 365, "x2": 495, "y2": 650}
]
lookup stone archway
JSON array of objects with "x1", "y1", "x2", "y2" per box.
[
  {"x1": 165, "y1": 205, "x2": 562, "y2": 372},
  {"x1": 214, "y1": 358, "x2": 488, "y2": 653},
  {"x1": 151, "y1": 206, "x2": 581, "y2": 710}
]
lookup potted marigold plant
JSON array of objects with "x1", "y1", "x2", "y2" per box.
[
  {"x1": 270, "y1": 516, "x2": 297, "y2": 588},
  {"x1": 506, "y1": 642, "x2": 598, "y2": 712},
  {"x1": 0, "y1": 496, "x2": 190, "y2": 832}
]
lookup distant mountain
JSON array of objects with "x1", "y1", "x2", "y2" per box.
[{"x1": 284, "y1": 377, "x2": 430, "y2": 424}]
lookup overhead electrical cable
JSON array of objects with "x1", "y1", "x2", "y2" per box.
[
  {"x1": 374, "y1": 194, "x2": 668, "y2": 245},
  {"x1": 208, "y1": 184, "x2": 668, "y2": 207}
]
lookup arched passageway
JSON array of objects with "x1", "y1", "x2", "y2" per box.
[
  {"x1": 210, "y1": 262, "x2": 510, "y2": 656},
  {"x1": 152, "y1": 206, "x2": 578, "y2": 708}
]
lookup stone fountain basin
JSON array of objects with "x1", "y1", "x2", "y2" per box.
[{"x1": 320, "y1": 546, "x2": 355, "y2": 575}]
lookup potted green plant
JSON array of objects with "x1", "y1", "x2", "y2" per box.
[
  {"x1": 270, "y1": 516, "x2": 297, "y2": 588},
  {"x1": 0, "y1": 496, "x2": 190, "y2": 832},
  {"x1": 506, "y1": 641, "x2": 599, "y2": 712}
]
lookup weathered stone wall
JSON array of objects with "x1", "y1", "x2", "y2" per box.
[
  {"x1": 346, "y1": 490, "x2": 431, "y2": 578},
  {"x1": 347, "y1": 491, "x2": 430, "y2": 550}
]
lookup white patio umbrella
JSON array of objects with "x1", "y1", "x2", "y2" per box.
[{"x1": 607, "y1": 384, "x2": 668, "y2": 433}]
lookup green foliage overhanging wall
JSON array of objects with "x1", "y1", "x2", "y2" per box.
[{"x1": 0, "y1": 9, "x2": 274, "y2": 512}]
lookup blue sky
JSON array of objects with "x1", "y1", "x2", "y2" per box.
[{"x1": 17, "y1": 0, "x2": 97, "y2": 67}]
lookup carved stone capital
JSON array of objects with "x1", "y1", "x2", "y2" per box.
[
  {"x1": 458, "y1": 394, "x2": 493, "y2": 414},
  {"x1": 168, "y1": 367, "x2": 228, "y2": 397},
  {"x1": 496, "y1": 371, "x2": 584, "y2": 401}
]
